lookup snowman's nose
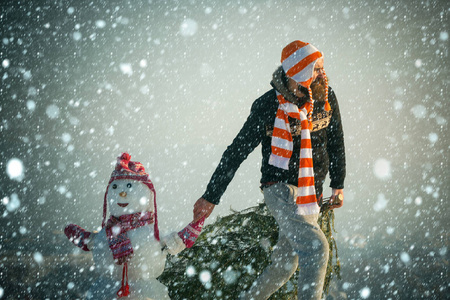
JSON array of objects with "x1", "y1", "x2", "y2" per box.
[{"x1": 119, "y1": 191, "x2": 127, "y2": 197}]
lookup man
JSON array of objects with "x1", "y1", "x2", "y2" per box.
[{"x1": 193, "y1": 40, "x2": 346, "y2": 299}]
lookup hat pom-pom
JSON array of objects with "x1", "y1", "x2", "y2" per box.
[
  {"x1": 120, "y1": 152, "x2": 131, "y2": 162},
  {"x1": 116, "y1": 152, "x2": 131, "y2": 171}
]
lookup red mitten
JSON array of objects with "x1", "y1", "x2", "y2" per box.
[
  {"x1": 178, "y1": 217, "x2": 205, "y2": 248},
  {"x1": 64, "y1": 224, "x2": 92, "y2": 251}
]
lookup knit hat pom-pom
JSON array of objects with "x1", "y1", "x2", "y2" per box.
[
  {"x1": 116, "y1": 152, "x2": 131, "y2": 171},
  {"x1": 120, "y1": 152, "x2": 131, "y2": 162}
]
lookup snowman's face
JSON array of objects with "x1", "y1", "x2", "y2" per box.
[{"x1": 107, "y1": 179, "x2": 154, "y2": 217}]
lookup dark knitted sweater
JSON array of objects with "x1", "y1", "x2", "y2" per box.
[{"x1": 202, "y1": 87, "x2": 346, "y2": 205}]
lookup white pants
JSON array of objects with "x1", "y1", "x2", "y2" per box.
[{"x1": 240, "y1": 183, "x2": 329, "y2": 300}]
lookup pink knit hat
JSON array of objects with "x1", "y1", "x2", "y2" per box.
[{"x1": 102, "y1": 152, "x2": 159, "y2": 240}]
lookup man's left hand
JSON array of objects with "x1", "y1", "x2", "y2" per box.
[
  {"x1": 330, "y1": 188, "x2": 344, "y2": 209},
  {"x1": 193, "y1": 197, "x2": 215, "y2": 223}
]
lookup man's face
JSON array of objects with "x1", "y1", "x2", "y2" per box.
[
  {"x1": 310, "y1": 59, "x2": 327, "y2": 102},
  {"x1": 312, "y1": 58, "x2": 324, "y2": 82}
]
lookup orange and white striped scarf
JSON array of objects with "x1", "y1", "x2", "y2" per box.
[
  {"x1": 269, "y1": 40, "x2": 332, "y2": 215},
  {"x1": 269, "y1": 92, "x2": 320, "y2": 215}
]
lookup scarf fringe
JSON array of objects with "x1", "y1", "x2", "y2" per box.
[{"x1": 117, "y1": 262, "x2": 130, "y2": 298}]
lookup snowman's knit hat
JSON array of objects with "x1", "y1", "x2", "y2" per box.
[
  {"x1": 102, "y1": 152, "x2": 159, "y2": 241},
  {"x1": 108, "y1": 153, "x2": 155, "y2": 187}
]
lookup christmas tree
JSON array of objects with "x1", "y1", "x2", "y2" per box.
[{"x1": 159, "y1": 203, "x2": 340, "y2": 299}]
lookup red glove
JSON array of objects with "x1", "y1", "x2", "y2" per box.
[
  {"x1": 64, "y1": 224, "x2": 92, "y2": 251},
  {"x1": 178, "y1": 216, "x2": 205, "y2": 248}
]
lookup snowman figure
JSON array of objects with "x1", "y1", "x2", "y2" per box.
[{"x1": 64, "y1": 153, "x2": 204, "y2": 299}]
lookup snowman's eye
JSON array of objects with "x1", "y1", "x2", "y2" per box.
[
  {"x1": 127, "y1": 183, "x2": 132, "y2": 188},
  {"x1": 112, "y1": 184, "x2": 118, "y2": 189}
]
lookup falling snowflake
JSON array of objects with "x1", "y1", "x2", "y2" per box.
[
  {"x1": 6, "y1": 159, "x2": 24, "y2": 181},
  {"x1": 180, "y1": 19, "x2": 198, "y2": 37}
]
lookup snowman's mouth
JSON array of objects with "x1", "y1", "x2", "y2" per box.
[{"x1": 118, "y1": 203, "x2": 129, "y2": 207}]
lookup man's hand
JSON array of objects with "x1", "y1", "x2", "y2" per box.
[
  {"x1": 330, "y1": 188, "x2": 344, "y2": 209},
  {"x1": 193, "y1": 197, "x2": 215, "y2": 223}
]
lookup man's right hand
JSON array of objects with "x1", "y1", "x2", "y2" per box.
[{"x1": 193, "y1": 197, "x2": 215, "y2": 223}]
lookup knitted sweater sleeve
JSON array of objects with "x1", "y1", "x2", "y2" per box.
[
  {"x1": 202, "y1": 99, "x2": 266, "y2": 205},
  {"x1": 326, "y1": 89, "x2": 346, "y2": 189}
]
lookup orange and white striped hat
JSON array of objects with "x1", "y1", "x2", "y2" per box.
[{"x1": 281, "y1": 40, "x2": 323, "y2": 88}]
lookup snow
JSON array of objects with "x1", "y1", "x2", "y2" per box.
[
  {"x1": 389, "y1": 70, "x2": 399, "y2": 80},
  {"x1": 19, "y1": 226, "x2": 27, "y2": 235},
  {"x1": 238, "y1": 7, "x2": 248, "y2": 15},
  {"x1": 22, "y1": 70, "x2": 32, "y2": 80},
  {"x1": 393, "y1": 100, "x2": 403, "y2": 110},
  {"x1": 33, "y1": 252, "x2": 44, "y2": 264},
  {"x1": 359, "y1": 287, "x2": 371, "y2": 298},
  {"x1": 37, "y1": 197, "x2": 46, "y2": 205},
  {"x1": 2, "y1": 59, "x2": 10, "y2": 68},
  {"x1": 186, "y1": 266, "x2": 196, "y2": 277},
  {"x1": 342, "y1": 282, "x2": 351, "y2": 290},
  {"x1": 414, "y1": 59, "x2": 423, "y2": 68},
  {"x1": 95, "y1": 20, "x2": 106, "y2": 28},
  {"x1": 119, "y1": 63, "x2": 133, "y2": 76},
  {"x1": 6, "y1": 158, "x2": 24, "y2": 181},
  {"x1": 428, "y1": 132, "x2": 438, "y2": 143},
  {"x1": 414, "y1": 196, "x2": 423, "y2": 205},
  {"x1": 139, "y1": 59, "x2": 148, "y2": 68},
  {"x1": 400, "y1": 252, "x2": 411, "y2": 265},
  {"x1": 179, "y1": 19, "x2": 198, "y2": 37},
  {"x1": 3, "y1": 194, "x2": 20, "y2": 212},
  {"x1": 26, "y1": 100, "x2": 36, "y2": 111},
  {"x1": 373, "y1": 158, "x2": 391, "y2": 180},
  {"x1": 72, "y1": 31, "x2": 82, "y2": 41},
  {"x1": 386, "y1": 226, "x2": 394, "y2": 235},
  {"x1": 57, "y1": 185, "x2": 67, "y2": 194},
  {"x1": 410, "y1": 104, "x2": 427, "y2": 119},
  {"x1": 199, "y1": 270, "x2": 212, "y2": 284},
  {"x1": 222, "y1": 267, "x2": 239, "y2": 284},
  {"x1": 61, "y1": 133, "x2": 72, "y2": 144},
  {"x1": 373, "y1": 193, "x2": 388, "y2": 212},
  {"x1": 45, "y1": 104, "x2": 60, "y2": 119}
]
